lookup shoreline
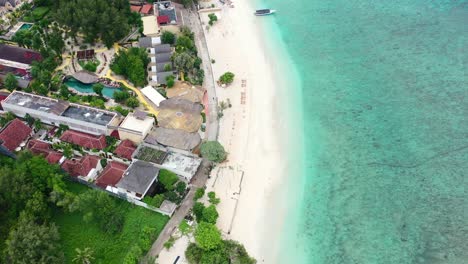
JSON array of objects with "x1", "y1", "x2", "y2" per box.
[{"x1": 200, "y1": 0, "x2": 305, "y2": 262}]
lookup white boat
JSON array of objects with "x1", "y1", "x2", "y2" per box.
[{"x1": 254, "y1": 9, "x2": 276, "y2": 16}]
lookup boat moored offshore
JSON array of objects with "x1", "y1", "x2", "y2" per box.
[{"x1": 254, "y1": 9, "x2": 276, "y2": 16}]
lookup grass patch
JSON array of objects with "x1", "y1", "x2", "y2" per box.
[
  {"x1": 32, "y1": 7, "x2": 50, "y2": 20},
  {"x1": 53, "y1": 181, "x2": 169, "y2": 263}
]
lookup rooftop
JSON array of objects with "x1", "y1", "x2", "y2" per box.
[
  {"x1": 114, "y1": 139, "x2": 137, "y2": 160},
  {"x1": 142, "y1": 16, "x2": 160, "y2": 36},
  {"x1": 134, "y1": 144, "x2": 168, "y2": 164},
  {"x1": 0, "y1": 44, "x2": 42, "y2": 65},
  {"x1": 0, "y1": 118, "x2": 31, "y2": 151},
  {"x1": 96, "y1": 161, "x2": 128, "y2": 188},
  {"x1": 162, "y1": 152, "x2": 202, "y2": 179},
  {"x1": 156, "y1": 1, "x2": 177, "y2": 23},
  {"x1": 116, "y1": 160, "x2": 159, "y2": 195},
  {"x1": 27, "y1": 139, "x2": 63, "y2": 164},
  {"x1": 138, "y1": 36, "x2": 161, "y2": 48},
  {"x1": 72, "y1": 70, "x2": 99, "y2": 84},
  {"x1": 76, "y1": 50, "x2": 95, "y2": 60},
  {"x1": 146, "y1": 127, "x2": 201, "y2": 151},
  {"x1": 3, "y1": 91, "x2": 70, "y2": 115},
  {"x1": 141, "y1": 86, "x2": 166, "y2": 107},
  {"x1": 61, "y1": 155, "x2": 100, "y2": 177},
  {"x1": 119, "y1": 111, "x2": 154, "y2": 133},
  {"x1": 2, "y1": 91, "x2": 117, "y2": 126},
  {"x1": 61, "y1": 105, "x2": 115, "y2": 126},
  {"x1": 157, "y1": 98, "x2": 203, "y2": 133},
  {"x1": 141, "y1": 4, "x2": 153, "y2": 15},
  {"x1": 60, "y1": 130, "x2": 107, "y2": 150},
  {"x1": 167, "y1": 82, "x2": 205, "y2": 103}
]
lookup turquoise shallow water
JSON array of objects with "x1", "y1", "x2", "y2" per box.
[{"x1": 261, "y1": 0, "x2": 468, "y2": 263}]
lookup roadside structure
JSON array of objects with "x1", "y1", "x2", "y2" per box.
[
  {"x1": 117, "y1": 110, "x2": 154, "y2": 144},
  {"x1": 1, "y1": 91, "x2": 120, "y2": 135},
  {"x1": 157, "y1": 98, "x2": 203, "y2": 133},
  {"x1": 155, "y1": 1, "x2": 178, "y2": 25},
  {"x1": 114, "y1": 160, "x2": 159, "y2": 200}
]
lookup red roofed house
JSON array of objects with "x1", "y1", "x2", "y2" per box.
[
  {"x1": 140, "y1": 4, "x2": 153, "y2": 15},
  {"x1": 130, "y1": 5, "x2": 141, "y2": 13},
  {"x1": 27, "y1": 139, "x2": 64, "y2": 164},
  {"x1": 0, "y1": 118, "x2": 31, "y2": 152},
  {"x1": 114, "y1": 139, "x2": 136, "y2": 160},
  {"x1": 96, "y1": 161, "x2": 128, "y2": 189},
  {"x1": 61, "y1": 155, "x2": 101, "y2": 178},
  {"x1": 60, "y1": 130, "x2": 107, "y2": 150},
  {"x1": 157, "y1": 15, "x2": 169, "y2": 25}
]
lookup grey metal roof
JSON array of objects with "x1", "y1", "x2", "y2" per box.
[
  {"x1": 72, "y1": 71, "x2": 98, "y2": 84},
  {"x1": 154, "y1": 44, "x2": 171, "y2": 54},
  {"x1": 157, "y1": 71, "x2": 174, "y2": 85},
  {"x1": 156, "y1": 52, "x2": 172, "y2": 64},
  {"x1": 156, "y1": 62, "x2": 172, "y2": 72},
  {"x1": 138, "y1": 37, "x2": 153, "y2": 48},
  {"x1": 116, "y1": 160, "x2": 159, "y2": 195}
]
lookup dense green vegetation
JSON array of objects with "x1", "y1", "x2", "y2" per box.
[
  {"x1": 200, "y1": 141, "x2": 227, "y2": 162},
  {"x1": 52, "y1": 0, "x2": 141, "y2": 47},
  {"x1": 186, "y1": 193, "x2": 255, "y2": 264},
  {"x1": 4, "y1": 73, "x2": 18, "y2": 92},
  {"x1": 111, "y1": 47, "x2": 149, "y2": 87},
  {"x1": 170, "y1": 27, "x2": 204, "y2": 85},
  {"x1": 208, "y1": 14, "x2": 218, "y2": 26},
  {"x1": 161, "y1": 31, "x2": 176, "y2": 45},
  {"x1": 0, "y1": 154, "x2": 168, "y2": 263},
  {"x1": 219, "y1": 72, "x2": 235, "y2": 85}
]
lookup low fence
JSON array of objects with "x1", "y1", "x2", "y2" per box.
[{"x1": 66, "y1": 176, "x2": 175, "y2": 216}]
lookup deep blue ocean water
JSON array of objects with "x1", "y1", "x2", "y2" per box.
[{"x1": 261, "y1": 0, "x2": 468, "y2": 263}]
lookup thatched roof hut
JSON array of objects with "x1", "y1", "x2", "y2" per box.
[
  {"x1": 72, "y1": 70, "x2": 99, "y2": 84},
  {"x1": 157, "y1": 98, "x2": 203, "y2": 133},
  {"x1": 145, "y1": 127, "x2": 201, "y2": 151},
  {"x1": 167, "y1": 82, "x2": 205, "y2": 103}
]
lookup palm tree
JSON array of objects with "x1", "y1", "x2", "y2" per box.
[{"x1": 72, "y1": 247, "x2": 95, "y2": 264}]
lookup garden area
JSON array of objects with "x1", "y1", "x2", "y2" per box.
[
  {"x1": 53, "y1": 182, "x2": 169, "y2": 263},
  {"x1": 134, "y1": 146, "x2": 168, "y2": 164},
  {"x1": 144, "y1": 169, "x2": 188, "y2": 206}
]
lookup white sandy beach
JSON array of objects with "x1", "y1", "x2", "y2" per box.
[
  {"x1": 158, "y1": 1, "x2": 302, "y2": 263},
  {"x1": 199, "y1": 1, "x2": 300, "y2": 262}
]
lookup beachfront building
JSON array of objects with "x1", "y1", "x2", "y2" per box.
[
  {"x1": 1, "y1": 91, "x2": 121, "y2": 135},
  {"x1": 155, "y1": 1, "x2": 178, "y2": 25},
  {"x1": 145, "y1": 127, "x2": 201, "y2": 152},
  {"x1": 114, "y1": 160, "x2": 159, "y2": 200},
  {"x1": 157, "y1": 98, "x2": 203, "y2": 133},
  {"x1": 142, "y1": 15, "x2": 160, "y2": 37},
  {"x1": 138, "y1": 40, "x2": 173, "y2": 85},
  {"x1": 117, "y1": 111, "x2": 154, "y2": 144}
]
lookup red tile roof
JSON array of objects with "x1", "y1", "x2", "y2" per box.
[
  {"x1": 110, "y1": 130, "x2": 120, "y2": 139},
  {"x1": 60, "y1": 130, "x2": 107, "y2": 150},
  {"x1": 27, "y1": 139, "x2": 63, "y2": 164},
  {"x1": 0, "y1": 118, "x2": 31, "y2": 151},
  {"x1": 96, "y1": 161, "x2": 128, "y2": 188},
  {"x1": 157, "y1": 15, "x2": 169, "y2": 25},
  {"x1": 141, "y1": 4, "x2": 153, "y2": 14},
  {"x1": 114, "y1": 140, "x2": 136, "y2": 160},
  {"x1": 130, "y1": 5, "x2": 142, "y2": 12},
  {"x1": 61, "y1": 155, "x2": 100, "y2": 177}
]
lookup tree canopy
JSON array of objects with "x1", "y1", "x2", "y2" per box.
[
  {"x1": 219, "y1": 72, "x2": 235, "y2": 85},
  {"x1": 200, "y1": 141, "x2": 227, "y2": 162},
  {"x1": 194, "y1": 222, "x2": 222, "y2": 251},
  {"x1": 161, "y1": 31, "x2": 176, "y2": 45},
  {"x1": 53, "y1": 0, "x2": 138, "y2": 47},
  {"x1": 159, "y1": 169, "x2": 179, "y2": 191},
  {"x1": 4, "y1": 73, "x2": 18, "y2": 92},
  {"x1": 111, "y1": 47, "x2": 149, "y2": 87}
]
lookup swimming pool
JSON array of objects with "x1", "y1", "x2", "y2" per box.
[
  {"x1": 19, "y1": 23, "x2": 33, "y2": 31},
  {"x1": 65, "y1": 78, "x2": 122, "y2": 98}
]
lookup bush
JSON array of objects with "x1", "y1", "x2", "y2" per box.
[
  {"x1": 200, "y1": 141, "x2": 227, "y2": 162},
  {"x1": 193, "y1": 202, "x2": 205, "y2": 223},
  {"x1": 149, "y1": 194, "x2": 165, "y2": 208},
  {"x1": 161, "y1": 31, "x2": 176, "y2": 45},
  {"x1": 164, "y1": 191, "x2": 180, "y2": 204},
  {"x1": 164, "y1": 236, "x2": 176, "y2": 249},
  {"x1": 126, "y1": 97, "x2": 140, "y2": 108},
  {"x1": 176, "y1": 181, "x2": 187, "y2": 195},
  {"x1": 208, "y1": 191, "x2": 220, "y2": 205},
  {"x1": 219, "y1": 72, "x2": 235, "y2": 85},
  {"x1": 194, "y1": 222, "x2": 222, "y2": 250},
  {"x1": 122, "y1": 245, "x2": 142, "y2": 264},
  {"x1": 166, "y1": 75, "x2": 175, "y2": 88},
  {"x1": 113, "y1": 90, "x2": 130, "y2": 102},
  {"x1": 32, "y1": 7, "x2": 50, "y2": 20},
  {"x1": 159, "y1": 169, "x2": 179, "y2": 191},
  {"x1": 208, "y1": 13, "x2": 218, "y2": 26},
  {"x1": 113, "y1": 105, "x2": 130, "y2": 116},
  {"x1": 194, "y1": 188, "x2": 205, "y2": 201},
  {"x1": 202, "y1": 205, "x2": 219, "y2": 224}
]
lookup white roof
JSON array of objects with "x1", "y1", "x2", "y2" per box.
[
  {"x1": 152, "y1": 37, "x2": 161, "y2": 45},
  {"x1": 151, "y1": 66, "x2": 157, "y2": 72},
  {"x1": 141, "y1": 86, "x2": 165, "y2": 106},
  {"x1": 151, "y1": 57, "x2": 156, "y2": 63},
  {"x1": 150, "y1": 48, "x2": 155, "y2": 54},
  {"x1": 119, "y1": 112, "x2": 154, "y2": 132},
  {"x1": 151, "y1": 75, "x2": 158, "y2": 82}
]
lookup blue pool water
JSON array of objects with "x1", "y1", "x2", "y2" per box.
[
  {"x1": 64, "y1": 78, "x2": 122, "y2": 98},
  {"x1": 19, "y1": 23, "x2": 33, "y2": 31}
]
